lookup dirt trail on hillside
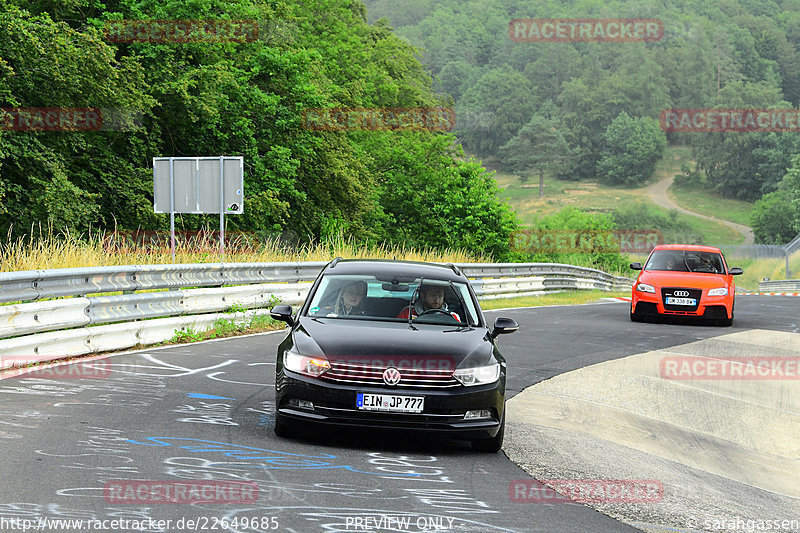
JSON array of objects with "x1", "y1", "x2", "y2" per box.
[{"x1": 644, "y1": 174, "x2": 754, "y2": 245}]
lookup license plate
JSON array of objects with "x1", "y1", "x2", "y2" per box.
[
  {"x1": 357, "y1": 393, "x2": 424, "y2": 413},
  {"x1": 666, "y1": 297, "x2": 696, "y2": 306}
]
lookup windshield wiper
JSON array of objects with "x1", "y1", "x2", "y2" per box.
[{"x1": 448, "y1": 280, "x2": 469, "y2": 325}]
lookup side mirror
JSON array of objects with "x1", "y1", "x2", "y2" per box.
[
  {"x1": 729, "y1": 267, "x2": 743, "y2": 275},
  {"x1": 629, "y1": 262, "x2": 642, "y2": 270},
  {"x1": 270, "y1": 304, "x2": 295, "y2": 326},
  {"x1": 491, "y1": 317, "x2": 519, "y2": 338}
]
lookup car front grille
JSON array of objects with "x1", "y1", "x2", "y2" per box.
[
  {"x1": 321, "y1": 361, "x2": 461, "y2": 389},
  {"x1": 661, "y1": 287, "x2": 702, "y2": 311}
]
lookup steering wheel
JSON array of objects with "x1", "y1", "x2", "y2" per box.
[
  {"x1": 416, "y1": 308, "x2": 452, "y2": 317},
  {"x1": 697, "y1": 257, "x2": 718, "y2": 273}
]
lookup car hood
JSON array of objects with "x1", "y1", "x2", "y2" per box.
[
  {"x1": 638, "y1": 271, "x2": 731, "y2": 288},
  {"x1": 293, "y1": 317, "x2": 494, "y2": 368}
]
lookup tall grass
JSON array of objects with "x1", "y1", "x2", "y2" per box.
[
  {"x1": 3, "y1": 226, "x2": 797, "y2": 287},
  {"x1": 726, "y1": 250, "x2": 800, "y2": 291},
  {"x1": 0, "y1": 226, "x2": 489, "y2": 272}
]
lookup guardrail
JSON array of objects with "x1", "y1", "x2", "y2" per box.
[
  {"x1": 757, "y1": 279, "x2": 800, "y2": 292},
  {"x1": 0, "y1": 261, "x2": 633, "y2": 366}
]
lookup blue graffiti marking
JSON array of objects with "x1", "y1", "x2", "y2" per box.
[
  {"x1": 126, "y1": 437, "x2": 421, "y2": 476},
  {"x1": 187, "y1": 393, "x2": 234, "y2": 400}
]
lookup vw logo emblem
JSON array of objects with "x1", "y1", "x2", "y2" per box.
[
  {"x1": 674, "y1": 290, "x2": 690, "y2": 297},
  {"x1": 383, "y1": 367, "x2": 401, "y2": 386}
]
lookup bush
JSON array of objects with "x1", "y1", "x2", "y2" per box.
[
  {"x1": 673, "y1": 164, "x2": 706, "y2": 188},
  {"x1": 750, "y1": 189, "x2": 798, "y2": 244},
  {"x1": 612, "y1": 203, "x2": 703, "y2": 244},
  {"x1": 505, "y1": 208, "x2": 629, "y2": 273}
]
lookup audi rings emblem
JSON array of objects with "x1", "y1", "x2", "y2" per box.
[
  {"x1": 383, "y1": 367, "x2": 401, "y2": 386},
  {"x1": 673, "y1": 290, "x2": 690, "y2": 297}
]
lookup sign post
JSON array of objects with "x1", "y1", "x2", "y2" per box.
[{"x1": 153, "y1": 156, "x2": 244, "y2": 262}]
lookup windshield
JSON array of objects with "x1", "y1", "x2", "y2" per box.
[
  {"x1": 305, "y1": 274, "x2": 480, "y2": 326},
  {"x1": 645, "y1": 250, "x2": 726, "y2": 274}
]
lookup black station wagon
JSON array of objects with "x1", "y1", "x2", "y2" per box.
[{"x1": 269, "y1": 258, "x2": 519, "y2": 452}]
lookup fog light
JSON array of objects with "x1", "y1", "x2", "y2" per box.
[
  {"x1": 464, "y1": 410, "x2": 491, "y2": 419},
  {"x1": 287, "y1": 399, "x2": 315, "y2": 410}
]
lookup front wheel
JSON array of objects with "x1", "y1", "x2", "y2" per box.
[{"x1": 471, "y1": 412, "x2": 505, "y2": 453}]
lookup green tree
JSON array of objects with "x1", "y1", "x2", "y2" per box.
[
  {"x1": 596, "y1": 112, "x2": 667, "y2": 186},
  {"x1": 359, "y1": 133, "x2": 518, "y2": 258},
  {"x1": 499, "y1": 113, "x2": 572, "y2": 198},
  {"x1": 456, "y1": 66, "x2": 538, "y2": 157},
  {"x1": 0, "y1": 4, "x2": 154, "y2": 235},
  {"x1": 691, "y1": 81, "x2": 799, "y2": 200}
]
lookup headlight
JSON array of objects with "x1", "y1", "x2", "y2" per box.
[
  {"x1": 637, "y1": 283, "x2": 655, "y2": 293},
  {"x1": 283, "y1": 348, "x2": 330, "y2": 377},
  {"x1": 708, "y1": 287, "x2": 728, "y2": 296},
  {"x1": 454, "y1": 363, "x2": 500, "y2": 386}
]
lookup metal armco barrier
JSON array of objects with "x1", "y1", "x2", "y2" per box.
[
  {"x1": 758, "y1": 279, "x2": 800, "y2": 292},
  {"x1": 0, "y1": 261, "x2": 633, "y2": 365},
  {"x1": 0, "y1": 262, "x2": 328, "y2": 304}
]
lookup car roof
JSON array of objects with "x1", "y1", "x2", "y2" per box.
[
  {"x1": 651, "y1": 244, "x2": 723, "y2": 253},
  {"x1": 322, "y1": 259, "x2": 467, "y2": 282}
]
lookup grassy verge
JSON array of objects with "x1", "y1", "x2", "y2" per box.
[
  {"x1": 669, "y1": 183, "x2": 753, "y2": 227},
  {"x1": 494, "y1": 174, "x2": 742, "y2": 245},
  {"x1": 493, "y1": 145, "x2": 746, "y2": 245},
  {"x1": 480, "y1": 290, "x2": 630, "y2": 310},
  {"x1": 650, "y1": 203, "x2": 743, "y2": 244},
  {"x1": 495, "y1": 171, "x2": 644, "y2": 223},
  {"x1": 160, "y1": 310, "x2": 285, "y2": 346}
]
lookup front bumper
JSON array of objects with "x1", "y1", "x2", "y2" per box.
[
  {"x1": 632, "y1": 288, "x2": 732, "y2": 319},
  {"x1": 275, "y1": 369, "x2": 505, "y2": 439}
]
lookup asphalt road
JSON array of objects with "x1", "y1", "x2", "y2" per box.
[{"x1": 0, "y1": 296, "x2": 796, "y2": 533}]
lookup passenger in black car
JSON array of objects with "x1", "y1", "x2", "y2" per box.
[{"x1": 321, "y1": 280, "x2": 367, "y2": 316}]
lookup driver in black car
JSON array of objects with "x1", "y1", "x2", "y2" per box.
[{"x1": 397, "y1": 284, "x2": 461, "y2": 322}]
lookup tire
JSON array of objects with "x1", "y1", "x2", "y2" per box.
[
  {"x1": 715, "y1": 303, "x2": 733, "y2": 327},
  {"x1": 630, "y1": 304, "x2": 642, "y2": 322},
  {"x1": 471, "y1": 412, "x2": 505, "y2": 453}
]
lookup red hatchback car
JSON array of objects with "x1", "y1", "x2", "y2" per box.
[{"x1": 629, "y1": 244, "x2": 743, "y2": 326}]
